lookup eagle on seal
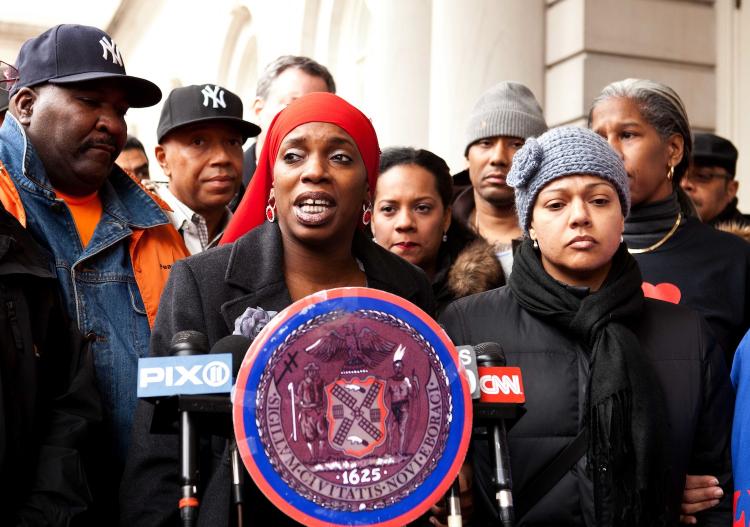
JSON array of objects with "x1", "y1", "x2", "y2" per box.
[{"x1": 304, "y1": 323, "x2": 397, "y2": 369}]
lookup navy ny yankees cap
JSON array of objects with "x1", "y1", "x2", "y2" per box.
[
  {"x1": 157, "y1": 84, "x2": 260, "y2": 143},
  {"x1": 10, "y1": 24, "x2": 161, "y2": 108}
]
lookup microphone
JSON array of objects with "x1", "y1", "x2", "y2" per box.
[
  {"x1": 171, "y1": 331, "x2": 209, "y2": 527},
  {"x1": 210, "y1": 335, "x2": 252, "y2": 526},
  {"x1": 475, "y1": 342, "x2": 524, "y2": 527}
]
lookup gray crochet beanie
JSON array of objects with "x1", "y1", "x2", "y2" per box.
[
  {"x1": 507, "y1": 126, "x2": 630, "y2": 234},
  {"x1": 465, "y1": 81, "x2": 547, "y2": 155}
]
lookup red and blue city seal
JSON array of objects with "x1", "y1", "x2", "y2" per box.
[{"x1": 233, "y1": 287, "x2": 472, "y2": 526}]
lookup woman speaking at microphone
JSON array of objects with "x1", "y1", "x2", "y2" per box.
[
  {"x1": 121, "y1": 92, "x2": 435, "y2": 526},
  {"x1": 439, "y1": 126, "x2": 732, "y2": 526}
]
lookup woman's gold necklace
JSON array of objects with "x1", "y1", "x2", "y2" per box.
[{"x1": 627, "y1": 212, "x2": 682, "y2": 254}]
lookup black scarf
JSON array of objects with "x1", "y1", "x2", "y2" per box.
[{"x1": 508, "y1": 240, "x2": 671, "y2": 526}]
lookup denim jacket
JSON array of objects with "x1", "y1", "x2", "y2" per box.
[{"x1": 0, "y1": 114, "x2": 187, "y2": 463}]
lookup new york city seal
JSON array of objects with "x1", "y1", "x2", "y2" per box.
[{"x1": 233, "y1": 287, "x2": 471, "y2": 527}]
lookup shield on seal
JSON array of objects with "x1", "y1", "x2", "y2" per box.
[
  {"x1": 233, "y1": 287, "x2": 472, "y2": 527},
  {"x1": 326, "y1": 377, "x2": 387, "y2": 458}
]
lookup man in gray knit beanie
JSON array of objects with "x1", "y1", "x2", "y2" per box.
[{"x1": 452, "y1": 81, "x2": 547, "y2": 276}]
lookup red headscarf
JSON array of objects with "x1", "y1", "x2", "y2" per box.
[{"x1": 221, "y1": 92, "x2": 380, "y2": 244}]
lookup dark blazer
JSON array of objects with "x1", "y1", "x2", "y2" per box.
[{"x1": 120, "y1": 221, "x2": 435, "y2": 526}]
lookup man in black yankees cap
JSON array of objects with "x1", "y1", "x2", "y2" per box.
[
  {"x1": 155, "y1": 84, "x2": 260, "y2": 253},
  {"x1": 0, "y1": 24, "x2": 189, "y2": 522}
]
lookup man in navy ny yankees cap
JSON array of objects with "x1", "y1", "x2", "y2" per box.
[
  {"x1": 154, "y1": 84, "x2": 260, "y2": 253},
  {"x1": 0, "y1": 24, "x2": 188, "y2": 522}
]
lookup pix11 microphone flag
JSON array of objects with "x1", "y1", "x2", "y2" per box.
[{"x1": 233, "y1": 287, "x2": 472, "y2": 527}]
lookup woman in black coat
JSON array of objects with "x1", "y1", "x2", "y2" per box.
[
  {"x1": 120, "y1": 93, "x2": 434, "y2": 526},
  {"x1": 440, "y1": 126, "x2": 732, "y2": 526},
  {"x1": 589, "y1": 78, "x2": 750, "y2": 367}
]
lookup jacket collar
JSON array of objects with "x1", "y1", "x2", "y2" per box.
[
  {"x1": 0, "y1": 113, "x2": 168, "y2": 230},
  {"x1": 220, "y1": 222, "x2": 421, "y2": 319},
  {"x1": 452, "y1": 186, "x2": 476, "y2": 231}
]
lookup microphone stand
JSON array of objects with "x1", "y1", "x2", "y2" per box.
[
  {"x1": 179, "y1": 410, "x2": 199, "y2": 527},
  {"x1": 231, "y1": 440, "x2": 244, "y2": 527},
  {"x1": 446, "y1": 479, "x2": 463, "y2": 527}
]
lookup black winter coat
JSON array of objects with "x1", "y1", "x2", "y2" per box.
[
  {"x1": 0, "y1": 207, "x2": 102, "y2": 526},
  {"x1": 440, "y1": 286, "x2": 733, "y2": 526},
  {"x1": 120, "y1": 221, "x2": 435, "y2": 526}
]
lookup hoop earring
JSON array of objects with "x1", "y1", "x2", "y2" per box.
[
  {"x1": 442, "y1": 232, "x2": 448, "y2": 243},
  {"x1": 362, "y1": 201, "x2": 372, "y2": 226},
  {"x1": 265, "y1": 187, "x2": 276, "y2": 223},
  {"x1": 667, "y1": 165, "x2": 674, "y2": 181}
]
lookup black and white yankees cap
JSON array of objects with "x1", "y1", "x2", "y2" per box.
[
  {"x1": 156, "y1": 84, "x2": 260, "y2": 143},
  {"x1": 9, "y1": 24, "x2": 161, "y2": 108}
]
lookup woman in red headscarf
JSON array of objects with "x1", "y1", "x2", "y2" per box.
[{"x1": 121, "y1": 93, "x2": 435, "y2": 526}]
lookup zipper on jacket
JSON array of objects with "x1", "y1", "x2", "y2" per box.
[{"x1": 5, "y1": 296, "x2": 24, "y2": 352}]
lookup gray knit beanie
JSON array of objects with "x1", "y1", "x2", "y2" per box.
[
  {"x1": 464, "y1": 81, "x2": 547, "y2": 155},
  {"x1": 507, "y1": 126, "x2": 630, "y2": 234}
]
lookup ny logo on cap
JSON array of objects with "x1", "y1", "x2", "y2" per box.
[
  {"x1": 99, "y1": 36, "x2": 124, "y2": 67},
  {"x1": 201, "y1": 85, "x2": 226, "y2": 109}
]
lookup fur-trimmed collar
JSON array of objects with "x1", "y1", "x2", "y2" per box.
[
  {"x1": 716, "y1": 221, "x2": 750, "y2": 242},
  {"x1": 447, "y1": 238, "x2": 505, "y2": 298}
]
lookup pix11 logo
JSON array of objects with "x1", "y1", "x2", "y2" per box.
[{"x1": 137, "y1": 353, "x2": 233, "y2": 398}]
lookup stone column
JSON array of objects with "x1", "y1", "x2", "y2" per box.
[
  {"x1": 428, "y1": 0, "x2": 545, "y2": 172},
  {"x1": 361, "y1": 0, "x2": 432, "y2": 152}
]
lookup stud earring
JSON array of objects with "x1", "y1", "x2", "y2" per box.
[
  {"x1": 620, "y1": 234, "x2": 624, "y2": 243},
  {"x1": 532, "y1": 239, "x2": 539, "y2": 249},
  {"x1": 362, "y1": 201, "x2": 372, "y2": 226},
  {"x1": 442, "y1": 232, "x2": 448, "y2": 243},
  {"x1": 265, "y1": 187, "x2": 276, "y2": 223}
]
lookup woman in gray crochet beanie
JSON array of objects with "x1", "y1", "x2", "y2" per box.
[{"x1": 439, "y1": 125, "x2": 731, "y2": 526}]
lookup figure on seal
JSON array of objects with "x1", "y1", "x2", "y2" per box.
[
  {"x1": 296, "y1": 362, "x2": 328, "y2": 461},
  {"x1": 386, "y1": 359, "x2": 419, "y2": 456}
]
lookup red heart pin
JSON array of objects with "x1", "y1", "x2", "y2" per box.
[{"x1": 641, "y1": 282, "x2": 681, "y2": 304}]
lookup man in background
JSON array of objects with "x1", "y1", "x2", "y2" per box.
[
  {"x1": 451, "y1": 81, "x2": 548, "y2": 276},
  {"x1": 682, "y1": 132, "x2": 749, "y2": 229},
  {"x1": 115, "y1": 134, "x2": 150, "y2": 182},
  {"x1": 232, "y1": 55, "x2": 335, "y2": 208},
  {"x1": 155, "y1": 84, "x2": 259, "y2": 253},
  {"x1": 0, "y1": 23, "x2": 188, "y2": 520}
]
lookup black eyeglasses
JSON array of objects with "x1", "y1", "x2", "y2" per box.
[
  {"x1": 684, "y1": 171, "x2": 732, "y2": 184},
  {"x1": 0, "y1": 61, "x2": 19, "y2": 92}
]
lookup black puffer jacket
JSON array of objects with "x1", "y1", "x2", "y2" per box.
[
  {"x1": 0, "y1": 206, "x2": 102, "y2": 526},
  {"x1": 440, "y1": 286, "x2": 733, "y2": 526}
]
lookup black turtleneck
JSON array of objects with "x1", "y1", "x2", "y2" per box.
[{"x1": 624, "y1": 193, "x2": 682, "y2": 250}]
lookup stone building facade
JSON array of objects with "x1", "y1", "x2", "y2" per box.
[{"x1": 3, "y1": 0, "x2": 750, "y2": 202}]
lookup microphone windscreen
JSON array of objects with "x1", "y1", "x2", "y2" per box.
[
  {"x1": 210, "y1": 334, "x2": 251, "y2": 379},
  {"x1": 474, "y1": 342, "x2": 505, "y2": 367},
  {"x1": 170, "y1": 330, "x2": 209, "y2": 356}
]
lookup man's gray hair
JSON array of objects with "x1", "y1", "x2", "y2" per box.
[
  {"x1": 256, "y1": 55, "x2": 336, "y2": 99},
  {"x1": 588, "y1": 78, "x2": 692, "y2": 182}
]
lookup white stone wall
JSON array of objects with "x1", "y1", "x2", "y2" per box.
[{"x1": 3, "y1": 0, "x2": 750, "y2": 208}]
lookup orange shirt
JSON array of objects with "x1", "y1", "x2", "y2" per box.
[{"x1": 54, "y1": 189, "x2": 103, "y2": 247}]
